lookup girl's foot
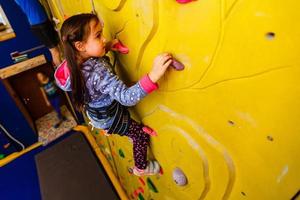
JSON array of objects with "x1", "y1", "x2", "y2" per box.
[
  {"x1": 53, "y1": 118, "x2": 64, "y2": 128},
  {"x1": 53, "y1": 120, "x2": 62, "y2": 128},
  {"x1": 133, "y1": 160, "x2": 160, "y2": 176}
]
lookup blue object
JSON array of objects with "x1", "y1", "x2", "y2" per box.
[
  {"x1": 49, "y1": 95, "x2": 62, "y2": 119},
  {"x1": 0, "y1": 82, "x2": 37, "y2": 147},
  {"x1": 0, "y1": 128, "x2": 17, "y2": 157},
  {"x1": 0, "y1": 145, "x2": 43, "y2": 200},
  {"x1": 14, "y1": 0, "x2": 48, "y2": 25}
]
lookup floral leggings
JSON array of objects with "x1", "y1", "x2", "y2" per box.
[{"x1": 125, "y1": 120, "x2": 150, "y2": 170}]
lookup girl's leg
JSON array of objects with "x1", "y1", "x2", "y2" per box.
[
  {"x1": 49, "y1": 96, "x2": 62, "y2": 119},
  {"x1": 126, "y1": 120, "x2": 150, "y2": 170}
]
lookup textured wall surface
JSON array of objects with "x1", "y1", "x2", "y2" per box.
[{"x1": 49, "y1": 0, "x2": 300, "y2": 199}]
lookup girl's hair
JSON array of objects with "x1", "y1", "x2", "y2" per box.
[{"x1": 60, "y1": 13, "x2": 99, "y2": 111}]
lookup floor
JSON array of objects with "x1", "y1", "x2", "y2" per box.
[
  {"x1": 0, "y1": 131, "x2": 74, "y2": 200},
  {"x1": 35, "y1": 105, "x2": 77, "y2": 145}
]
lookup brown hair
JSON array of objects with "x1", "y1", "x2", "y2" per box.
[{"x1": 60, "y1": 13, "x2": 99, "y2": 111}]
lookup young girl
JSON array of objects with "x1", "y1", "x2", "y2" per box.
[{"x1": 54, "y1": 13, "x2": 173, "y2": 176}]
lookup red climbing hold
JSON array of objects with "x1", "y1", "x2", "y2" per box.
[
  {"x1": 142, "y1": 126, "x2": 158, "y2": 137},
  {"x1": 159, "y1": 166, "x2": 164, "y2": 175},
  {"x1": 112, "y1": 41, "x2": 129, "y2": 54}
]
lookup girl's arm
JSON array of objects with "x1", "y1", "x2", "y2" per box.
[
  {"x1": 87, "y1": 62, "x2": 152, "y2": 106},
  {"x1": 85, "y1": 54, "x2": 171, "y2": 106}
]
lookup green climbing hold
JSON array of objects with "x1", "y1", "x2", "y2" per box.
[
  {"x1": 118, "y1": 149, "x2": 125, "y2": 158},
  {"x1": 147, "y1": 178, "x2": 158, "y2": 193},
  {"x1": 138, "y1": 193, "x2": 145, "y2": 200},
  {"x1": 0, "y1": 154, "x2": 5, "y2": 159},
  {"x1": 95, "y1": 130, "x2": 99, "y2": 135}
]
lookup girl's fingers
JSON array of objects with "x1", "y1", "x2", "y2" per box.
[
  {"x1": 163, "y1": 59, "x2": 173, "y2": 68},
  {"x1": 161, "y1": 55, "x2": 172, "y2": 64},
  {"x1": 158, "y1": 53, "x2": 171, "y2": 61}
]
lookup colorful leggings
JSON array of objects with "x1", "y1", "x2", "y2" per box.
[{"x1": 126, "y1": 120, "x2": 150, "y2": 170}]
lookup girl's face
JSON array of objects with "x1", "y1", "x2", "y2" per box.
[{"x1": 82, "y1": 19, "x2": 106, "y2": 59}]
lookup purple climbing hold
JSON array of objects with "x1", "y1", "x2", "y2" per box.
[
  {"x1": 171, "y1": 58, "x2": 185, "y2": 71},
  {"x1": 172, "y1": 168, "x2": 188, "y2": 186}
]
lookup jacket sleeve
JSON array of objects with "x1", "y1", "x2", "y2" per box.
[{"x1": 86, "y1": 59, "x2": 158, "y2": 106}]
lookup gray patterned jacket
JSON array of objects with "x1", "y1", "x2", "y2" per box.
[{"x1": 54, "y1": 57, "x2": 158, "y2": 129}]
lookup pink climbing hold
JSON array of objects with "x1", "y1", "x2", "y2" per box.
[
  {"x1": 171, "y1": 58, "x2": 185, "y2": 71},
  {"x1": 112, "y1": 41, "x2": 129, "y2": 54},
  {"x1": 176, "y1": 0, "x2": 197, "y2": 4},
  {"x1": 142, "y1": 126, "x2": 158, "y2": 137}
]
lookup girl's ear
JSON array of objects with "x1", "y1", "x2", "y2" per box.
[{"x1": 74, "y1": 41, "x2": 86, "y2": 52}]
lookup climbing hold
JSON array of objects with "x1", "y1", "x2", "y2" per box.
[
  {"x1": 265, "y1": 32, "x2": 275, "y2": 40},
  {"x1": 138, "y1": 193, "x2": 145, "y2": 200},
  {"x1": 128, "y1": 167, "x2": 133, "y2": 174},
  {"x1": 95, "y1": 130, "x2": 99, "y2": 135},
  {"x1": 130, "y1": 194, "x2": 135, "y2": 199},
  {"x1": 176, "y1": 0, "x2": 197, "y2": 4},
  {"x1": 172, "y1": 168, "x2": 188, "y2": 186},
  {"x1": 139, "y1": 177, "x2": 145, "y2": 186},
  {"x1": 119, "y1": 149, "x2": 125, "y2": 158},
  {"x1": 159, "y1": 166, "x2": 164, "y2": 175},
  {"x1": 171, "y1": 58, "x2": 185, "y2": 71},
  {"x1": 267, "y1": 135, "x2": 274, "y2": 141},
  {"x1": 228, "y1": 120, "x2": 235, "y2": 126},
  {"x1": 142, "y1": 126, "x2": 158, "y2": 136},
  {"x1": 3, "y1": 143, "x2": 10, "y2": 149},
  {"x1": 111, "y1": 150, "x2": 117, "y2": 157},
  {"x1": 133, "y1": 190, "x2": 139, "y2": 198},
  {"x1": 0, "y1": 154, "x2": 5, "y2": 159},
  {"x1": 146, "y1": 178, "x2": 158, "y2": 193},
  {"x1": 101, "y1": 130, "x2": 110, "y2": 136},
  {"x1": 138, "y1": 186, "x2": 144, "y2": 194},
  {"x1": 113, "y1": 41, "x2": 129, "y2": 54},
  {"x1": 107, "y1": 154, "x2": 112, "y2": 161}
]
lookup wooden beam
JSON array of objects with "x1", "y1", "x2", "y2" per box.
[
  {"x1": 0, "y1": 55, "x2": 47, "y2": 79},
  {"x1": 0, "y1": 31, "x2": 16, "y2": 42}
]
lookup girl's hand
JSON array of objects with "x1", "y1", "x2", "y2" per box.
[
  {"x1": 149, "y1": 53, "x2": 173, "y2": 83},
  {"x1": 106, "y1": 39, "x2": 119, "y2": 52}
]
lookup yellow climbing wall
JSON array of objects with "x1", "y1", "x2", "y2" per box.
[{"x1": 48, "y1": 0, "x2": 300, "y2": 199}]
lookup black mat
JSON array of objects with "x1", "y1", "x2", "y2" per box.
[{"x1": 35, "y1": 131, "x2": 119, "y2": 200}]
